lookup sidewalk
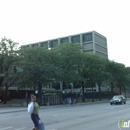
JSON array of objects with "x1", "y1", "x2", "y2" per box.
[{"x1": 0, "y1": 100, "x2": 109, "y2": 114}]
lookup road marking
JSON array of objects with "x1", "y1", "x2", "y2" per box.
[
  {"x1": 14, "y1": 127, "x2": 26, "y2": 130},
  {"x1": 0, "y1": 127, "x2": 13, "y2": 130}
]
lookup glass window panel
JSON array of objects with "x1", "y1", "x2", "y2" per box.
[
  {"x1": 23, "y1": 45, "x2": 29, "y2": 48},
  {"x1": 83, "y1": 33, "x2": 92, "y2": 42},
  {"x1": 60, "y1": 37, "x2": 69, "y2": 44},
  {"x1": 40, "y1": 42, "x2": 48, "y2": 48},
  {"x1": 71, "y1": 35, "x2": 80, "y2": 43},
  {"x1": 31, "y1": 44, "x2": 38, "y2": 47},
  {"x1": 50, "y1": 40, "x2": 58, "y2": 48}
]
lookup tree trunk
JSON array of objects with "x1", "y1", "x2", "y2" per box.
[
  {"x1": 3, "y1": 84, "x2": 8, "y2": 104},
  {"x1": 91, "y1": 81, "x2": 94, "y2": 102},
  {"x1": 111, "y1": 82, "x2": 113, "y2": 97},
  {"x1": 98, "y1": 83, "x2": 102, "y2": 101},
  {"x1": 82, "y1": 81, "x2": 85, "y2": 102},
  {"x1": 119, "y1": 85, "x2": 122, "y2": 95},
  {"x1": 33, "y1": 82, "x2": 36, "y2": 93}
]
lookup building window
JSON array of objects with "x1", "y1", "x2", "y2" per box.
[
  {"x1": 40, "y1": 42, "x2": 48, "y2": 48},
  {"x1": 50, "y1": 40, "x2": 58, "y2": 48},
  {"x1": 31, "y1": 44, "x2": 38, "y2": 47},
  {"x1": 71, "y1": 35, "x2": 80, "y2": 43},
  {"x1": 60, "y1": 37, "x2": 69, "y2": 44},
  {"x1": 23, "y1": 45, "x2": 29, "y2": 48},
  {"x1": 83, "y1": 33, "x2": 92, "y2": 42}
]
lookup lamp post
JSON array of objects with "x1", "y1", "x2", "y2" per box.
[{"x1": 36, "y1": 43, "x2": 42, "y2": 105}]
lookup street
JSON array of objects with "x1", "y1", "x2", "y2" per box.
[{"x1": 0, "y1": 100, "x2": 130, "y2": 130}]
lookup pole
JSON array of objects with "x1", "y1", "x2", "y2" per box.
[{"x1": 36, "y1": 43, "x2": 41, "y2": 105}]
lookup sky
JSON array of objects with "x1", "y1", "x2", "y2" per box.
[{"x1": 0, "y1": 0, "x2": 130, "y2": 66}]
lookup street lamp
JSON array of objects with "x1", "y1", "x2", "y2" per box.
[{"x1": 36, "y1": 43, "x2": 42, "y2": 105}]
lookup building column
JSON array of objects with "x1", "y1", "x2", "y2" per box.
[
  {"x1": 69, "y1": 36, "x2": 71, "y2": 43},
  {"x1": 80, "y1": 34, "x2": 83, "y2": 46},
  {"x1": 58, "y1": 38, "x2": 60, "y2": 44},
  {"x1": 80, "y1": 34, "x2": 83, "y2": 52},
  {"x1": 92, "y1": 31, "x2": 96, "y2": 54},
  {"x1": 48, "y1": 41, "x2": 51, "y2": 49}
]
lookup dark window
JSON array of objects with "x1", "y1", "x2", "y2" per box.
[
  {"x1": 40, "y1": 42, "x2": 48, "y2": 48},
  {"x1": 83, "y1": 33, "x2": 92, "y2": 42},
  {"x1": 23, "y1": 45, "x2": 29, "y2": 48},
  {"x1": 50, "y1": 40, "x2": 58, "y2": 48},
  {"x1": 71, "y1": 35, "x2": 80, "y2": 43},
  {"x1": 31, "y1": 44, "x2": 38, "y2": 47},
  {"x1": 60, "y1": 37, "x2": 69, "y2": 44}
]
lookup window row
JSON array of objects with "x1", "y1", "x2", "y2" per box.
[{"x1": 31, "y1": 33, "x2": 93, "y2": 48}]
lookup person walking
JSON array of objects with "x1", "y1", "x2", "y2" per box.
[{"x1": 30, "y1": 94, "x2": 40, "y2": 130}]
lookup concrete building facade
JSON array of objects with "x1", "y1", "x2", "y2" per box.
[
  {"x1": 25, "y1": 31, "x2": 108, "y2": 58},
  {"x1": 22, "y1": 31, "x2": 108, "y2": 91}
]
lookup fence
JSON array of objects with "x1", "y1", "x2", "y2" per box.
[{"x1": 41, "y1": 94, "x2": 63, "y2": 105}]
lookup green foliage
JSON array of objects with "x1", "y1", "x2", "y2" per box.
[
  {"x1": 0, "y1": 37, "x2": 130, "y2": 100},
  {"x1": 0, "y1": 37, "x2": 20, "y2": 104}
]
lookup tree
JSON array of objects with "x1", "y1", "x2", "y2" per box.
[
  {"x1": 0, "y1": 37, "x2": 19, "y2": 104},
  {"x1": 50, "y1": 43, "x2": 83, "y2": 88},
  {"x1": 115, "y1": 63, "x2": 129, "y2": 95},
  {"x1": 106, "y1": 60, "x2": 130, "y2": 96},
  {"x1": 81, "y1": 54, "x2": 108, "y2": 101}
]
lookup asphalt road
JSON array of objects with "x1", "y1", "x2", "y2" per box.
[{"x1": 0, "y1": 100, "x2": 130, "y2": 130}]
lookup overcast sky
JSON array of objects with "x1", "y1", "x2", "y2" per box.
[{"x1": 0, "y1": 0, "x2": 130, "y2": 66}]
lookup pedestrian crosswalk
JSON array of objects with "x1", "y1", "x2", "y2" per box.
[
  {"x1": 0, "y1": 126, "x2": 27, "y2": 130},
  {"x1": 0, "y1": 127, "x2": 13, "y2": 130}
]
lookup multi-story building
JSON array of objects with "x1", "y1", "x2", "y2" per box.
[
  {"x1": 2, "y1": 31, "x2": 108, "y2": 99},
  {"x1": 25, "y1": 30, "x2": 108, "y2": 58}
]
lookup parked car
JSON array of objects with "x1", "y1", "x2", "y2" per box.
[{"x1": 110, "y1": 95, "x2": 126, "y2": 105}]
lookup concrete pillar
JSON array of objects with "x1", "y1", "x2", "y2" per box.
[
  {"x1": 80, "y1": 34, "x2": 83, "y2": 46},
  {"x1": 69, "y1": 36, "x2": 71, "y2": 43},
  {"x1": 48, "y1": 41, "x2": 51, "y2": 49},
  {"x1": 92, "y1": 31, "x2": 96, "y2": 54},
  {"x1": 80, "y1": 34, "x2": 83, "y2": 53},
  {"x1": 58, "y1": 38, "x2": 61, "y2": 44}
]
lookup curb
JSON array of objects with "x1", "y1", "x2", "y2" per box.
[{"x1": 0, "y1": 100, "x2": 109, "y2": 114}]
